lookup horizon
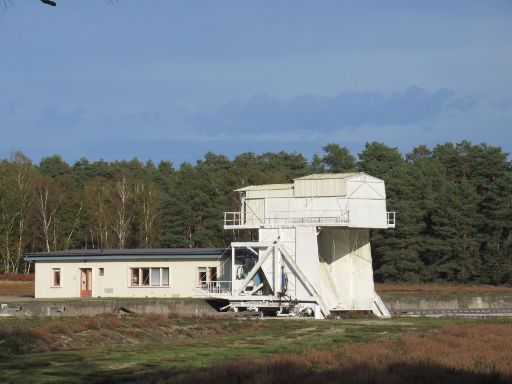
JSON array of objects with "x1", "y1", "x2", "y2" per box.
[{"x1": 3, "y1": 138, "x2": 511, "y2": 168}]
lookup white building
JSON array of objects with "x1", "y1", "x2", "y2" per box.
[
  {"x1": 27, "y1": 172, "x2": 394, "y2": 318},
  {"x1": 26, "y1": 248, "x2": 229, "y2": 299}
]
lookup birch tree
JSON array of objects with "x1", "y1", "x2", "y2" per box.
[
  {"x1": 84, "y1": 178, "x2": 112, "y2": 249},
  {"x1": 34, "y1": 178, "x2": 63, "y2": 252},
  {"x1": 110, "y1": 175, "x2": 134, "y2": 249},
  {"x1": 0, "y1": 161, "x2": 17, "y2": 272},
  {"x1": 135, "y1": 180, "x2": 160, "y2": 248},
  {"x1": 10, "y1": 153, "x2": 33, "y2": 272}
]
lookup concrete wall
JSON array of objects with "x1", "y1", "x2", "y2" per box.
[
  {"x1": 383, "y1": 295, "x2": 512, "y2": 312},
  {"x1": 34, "y1": 259, "x2": 225, "y2": 299},
  {"x1": 0, "y1": 298, "x2": 223, "y2": 317}
]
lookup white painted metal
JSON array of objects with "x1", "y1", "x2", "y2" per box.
[
  {"x1": 236, "y1": 184, "x2": 294, "y2": 198},
  {"x1": 278, "y1": 242, "x2": 330, "y2": 316},
  {"x1": 373, "y1": 292, "x2": 391, "y2": 318},
  {"x1": 221, "y1": 173, "x2": 395, "y2": 318},
  {"x1": 193, "y1": 281, "x2": 232, "y2": 296},
  {"x1": 235, "y1": 245, "x2": 274, "y2": 295},
  {"x1": 294, "y1": 173, "x2": 357, "y2": 197}
]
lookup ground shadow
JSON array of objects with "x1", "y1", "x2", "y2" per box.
[{"x1": 76, "y1": 360, "x2": 511, "y2": 384}]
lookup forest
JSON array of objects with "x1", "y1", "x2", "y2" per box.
[{"x1": 0, "y1": 141, "x2": 510, "y2": 284}]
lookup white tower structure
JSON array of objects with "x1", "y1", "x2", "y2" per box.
[{"x1": 213, "y1": 173, "x2": 395, "y2": 318}]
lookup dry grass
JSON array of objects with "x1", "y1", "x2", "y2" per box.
[
  {"x1": 3, "y1": 279, "x2": 509, "y2": 299},
  {"x1": 0, "y1": 280, "x2": 34, "y2": 296},
  {"x1": 174, "y1": 322, "x2": 512, "y2": 384},
  {"x1": 0, "y1": 327, "x2": 54, "y2": 356},
  {"x1": 0, "y1": 313, "x2": 262, "y2": 355},
  {"x1": 376, "y1": 283, "x2": 512, "y2": 296},
  {"x1": 0, "y1": 273, "x2": 34, "y2": 281}
]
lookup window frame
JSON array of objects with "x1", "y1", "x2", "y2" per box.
[
  {"x1": 129, "y1": 267, "x2": 170, "y2": 288},
  {"x1": 197, "y1": 266, "x2": 217, "y2": 287},
  {"x1": 141, "y1": 268, "x2": 150, "y2": 286},
  {"x1": 198, "y1": 267, "x2": 207, "y2": 287},
  {"x1": 52, "y1": 268, "x2": 61, "y2": 287}
]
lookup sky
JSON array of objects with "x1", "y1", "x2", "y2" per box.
[{"x1": 0, "y1": 0, "x2": 511, "y2": 166}]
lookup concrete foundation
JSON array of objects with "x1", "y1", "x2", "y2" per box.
[
  {"x1": 384, "y1": 294, "x2": 512, "y2": 314},
  {"x1": 0, "y1": 298, "x2": 224, "y2": 317},
  {"x1": 2, "y1": 294, "x2": 512, "y2": 318}
]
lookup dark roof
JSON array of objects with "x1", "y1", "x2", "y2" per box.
[{"x1": 25, "y1": 248, "x2": 227, "y2": 261}]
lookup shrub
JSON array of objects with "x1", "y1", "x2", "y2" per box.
[
  {"x1": 0, "y1": 327, "x2": 50, "y2": 356},
  {"x1": 99, "y1": 313, "x2": 124, "y2": 329},
  {"x1": 43, "y1": 321, "x2": 71, "y2": 335}
]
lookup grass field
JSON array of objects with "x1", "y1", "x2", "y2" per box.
[
  {"x1": 1, "y1": 279, "x2": 511, "y2": 383},
  {"x1": 0, "y1": 314, "x2": 511, "y2": 384}
]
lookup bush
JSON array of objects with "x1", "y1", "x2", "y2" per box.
[{"x1": 0, "y1": 327, "x2": 50, "y2": 356}]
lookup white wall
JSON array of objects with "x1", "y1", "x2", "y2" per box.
[
  {"x1": 346, "y1": 199, "x2": 388, "y2": 228},
  {"x1": 294, "y1": 178, "x2": 347, "y2": 197},
  {"x1": 34, "y1": 259, "x2": 223, "y2": 299},
  {"x1": 262, "y1": 196, "x2": 387, "y2": 228},
  {"x1": 317, "y1": 228, "x2": 375, "y2": 310}
]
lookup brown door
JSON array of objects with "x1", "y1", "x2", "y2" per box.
[{"x1": 80, "y1": 268, "x2": 92, "y2": 297}]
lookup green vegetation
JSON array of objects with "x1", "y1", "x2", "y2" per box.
[
  {"x1": 0, "y1": 314, "x2": 437, "y2": 383},
  {"x1": 0, "y1": 314, "x2": 510, "y2": 384},
  {"x1": 0, "y1": 141, "x2": 511, "y2": 284}
]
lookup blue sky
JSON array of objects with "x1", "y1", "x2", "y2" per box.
[{"x1": 0, "y1": 0, "x2": 511, "y2": 165}]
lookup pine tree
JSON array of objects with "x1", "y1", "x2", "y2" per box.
[
  {"x1": 429, "y1": 181, "x2": 483, "y2": 282},
  {"x1": 321, "y1": 144, "x2": 357, "y2": 173}
]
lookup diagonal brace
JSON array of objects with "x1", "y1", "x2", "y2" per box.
[
  {"x1": 277, "y1": 242, "x2": 330, "y2": 316},
  {"x1": 235, "y1": 244, "x2": 274, "y2": 295}
]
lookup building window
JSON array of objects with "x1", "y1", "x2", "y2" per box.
[
  {"x1": 151, "y1": 268, "x2": 160, "y2": 286},
  {"x1": 141, "y1": 268, "x2": 150, "y2": 286},
  {"x1": 162, "y1": 268, "x2": 169, "y2": 286},
  {"x1": 53, "y1": 268, "x2": 61, "y2": 287},
  {"x1": 197, "y1": 267, "x2": 217, "y2": 287},
  {"x1": 131, "y1": 268, "x2": 139, "y2": 286},
  {"x1": 99, "y1": 268, "x2": 104, "y2": 276},
  {"x1": 209, "y1": 267, "x2": 217, "y2": 282},
  {"x1": 198, "y1": 267, "x2": 207, "y2": 287},
  {"x1": 130, "y1": 267, "x2": 170, "y2": 287}
]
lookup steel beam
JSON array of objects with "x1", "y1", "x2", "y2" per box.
[
  {"x1": 234, "y1": 244, "x2": 274, "y2": 295},
  {"x1": 277, "y1": 242, "x2": 330, "y2": 316}
]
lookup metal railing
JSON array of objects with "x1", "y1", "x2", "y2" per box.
[
  {"x1": 224, "y1": 210, "x2": 350, "y2": 227},
  {"x1": 387, "y1": 211, "x2": 396, "y2": 228},
  {"x1": 193, "y1": 281, "x2": 232, "y2": 296}
]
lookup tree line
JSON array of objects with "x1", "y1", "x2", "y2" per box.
[{"x1": 0, "y1": 141, "x2": 510, "y2": 284}]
